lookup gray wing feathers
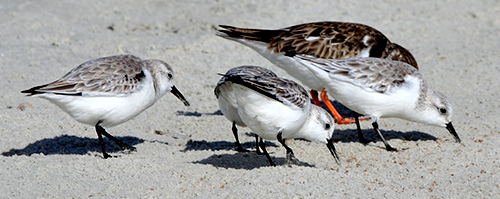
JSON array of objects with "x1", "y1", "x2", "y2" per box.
[
  {"x1": 215, "y1": 66, "x2": 309, "y2": 108},
  {"x1": 214, "y1": 65, "x2": 278, "y2": 97},
  {"x1": 242, "y1": 76, "x2": 310, "y2": 109},
  {"x1": 296, "y1": 55, "x2": 420, "y2": 93},
  {"x1": 29, "y1": 55, "x2": 146, "y2": 96}
]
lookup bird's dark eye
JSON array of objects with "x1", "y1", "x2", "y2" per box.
[
  {"x1": 439, "y1": 108, "x2": 447, "y2": 114},
  {"x1": 168, "y1": 73, "x2": 173, "y2": 79},
  {"x1": 325, "y1": 123, "x2": 331, "y2": 130}
]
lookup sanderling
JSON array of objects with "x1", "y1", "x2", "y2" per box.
[
  {"x1": 293, "y1": 55, "x2": 460, "y2": 151},
  {"x1": 217, "y1": 21, "x2": 418, "y2": 125},
  {"x1": 21, "y1": 54, "x2": 190, "y2": 158},
  {"x1": 214, "y1": 66, "x2": 278, "y2": 153},
  {"x1": 215, "y1": 66, "x2": 340, "y2": 166}
]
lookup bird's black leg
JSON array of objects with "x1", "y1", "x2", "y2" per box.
[
  {"x1": 95, "y1": 121, "x2": 112, "y2": 159},
  {"x1": 255, "y1": 135, "x2": 262, "y2": 155},
  {"x1": 372, "y1": 121, "x2": 397, "y2": 151},
  {"x1": 258, "y1": 138, "x2": 275, "y2": 166},
  {"x1": 96, "y1": 121, "x2": 136, "y2": 152},
  {"x1": 277, "y1": 131, "x2": 298, "y2": 166},
  {"x1": 354, "y1": 112, "x2": 370, "y2": 144},
  {"x1": 232, "y1": 121, "x2": 249, "y2": 152}
]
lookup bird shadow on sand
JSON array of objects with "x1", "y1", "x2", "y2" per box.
[
  {"x1": 184, "y1": 133, "x2": 313, "y2": 169},
  {"x1": 331, "y1": 129, "x2": 438, "y2": 151},
  {"x1": 181, "y1": 138, "x2": 279, "y2": 152},
  {"x1": 176, "y1": 110, "x2": 223, "y2": 117},
  {"x1": 333, "y1": 129, "x2": 438, "y2": 144},
  {"x1": 193, "y1": 153, "x2": 315, "y2": 170},
  {"x1": 1, "y1": 134, "x2": 146, "y2": 157},
  {"x1": 320, "y1": 100, "x2": 439, "y2": 143}
]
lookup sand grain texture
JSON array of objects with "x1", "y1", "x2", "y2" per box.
[{"x1": 1, "y1": 0, "x2": 499, "y2": 198}]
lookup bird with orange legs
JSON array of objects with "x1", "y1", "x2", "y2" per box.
[{"x1": 217, "y1": 21, "x2": 418, "y2": 126}]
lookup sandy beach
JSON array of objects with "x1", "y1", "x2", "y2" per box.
[{"x1": 1, "y1": 0, "x2": 499, "y2": 198}]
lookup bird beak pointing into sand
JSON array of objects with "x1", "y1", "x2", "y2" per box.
[
  {"x1": 171, "y1": 86, "x2": 190, "y2": 106},
  {"x1": 327, "y1": 138, "x2": 341, "y2": 165},
  {"x1": 446, "y1": 122, "x2": 461, "y2": 143}
]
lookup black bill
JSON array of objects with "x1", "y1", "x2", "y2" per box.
[
  {"x1": 446, "y1": 122, "x2": 461, "y2": 143},
  {"x1": 171, "y1": 86, "x2": 190, "y2": 106},
  {"x1": 327, "y1": 138, "x2": 341, "y2": 165}
]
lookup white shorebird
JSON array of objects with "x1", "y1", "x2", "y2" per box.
[
  {"x1": 217, "y1": 21, "x2": 418, "y2": 125},
  {"x1": 215, "y1": 66, "x2": 340, "y2": 166},
  {"x1": 293, "y1": 55, "x2": 461, "y2": 151},
  {"x1": 214, "y1": 66, "x2": 278, "y2": 153},
  {"x1": 21, "y1": 54, "x2": 190, "y2": 158}
]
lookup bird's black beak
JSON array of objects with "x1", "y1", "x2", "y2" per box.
[
  {"x1": 327, "y1": 138, "x2": 341, "y2": 165},
  {"x1": 446, "y1": 122, "x2": 461, "y2": 143},
  {"x1": 171, "y1": 86, "x2": 190, "y2": 106}
]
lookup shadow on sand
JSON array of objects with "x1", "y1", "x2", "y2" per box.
[
  {"x1": 2, "y1": 135, "x2": 146, "y2": 157},
  {"x1": 333, "y1": 129, "x2": 438, "y2": 143},
  {"x1": 182, "y1": 138, "x2": 279, "y2": 152},
  {"x1": 176, "y1": 110, "x2": 223, "y2": 117},
  {"x1": 193, "y1": 153, "x2": 315, "y2": 170}
]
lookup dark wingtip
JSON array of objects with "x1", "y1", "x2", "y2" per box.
[
  {"x1": 20, "y1": 89, "x2": 32, "y2": 94},
  {"x1": 218, "y1": 25, "x2": 234, "y2": 29},
  {"x1": 216, "y1": 25, "x2": 276, "y2": 43},
  {"x1": 21, "y1": 84, "x2": 83, "y2": 96},
  {"x1": 446, "y1": 122, "x2": 461, "y2": 143},
  {"x1": 216, "y1": 25, "x2": 237, "y2": 38},
  {"x1": 20, "y1": 84, "x2": 48, "y2": 96}
]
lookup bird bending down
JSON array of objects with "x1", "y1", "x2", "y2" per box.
[
  {"x1": 215, "y1": 66, "x2": 340, "y2": 166},
  {"x1": 217, "y1": 21, "x2": 418, "y2": 125},
  {"x1": 214, "y1": 66, "x2": 279, "y2": 153},
  {"x1": 21, "y1": 54, "x2": 190, "y2": 158},
  {"x1": 293, "y1": 55, "x2": 460, "y2": 151}
]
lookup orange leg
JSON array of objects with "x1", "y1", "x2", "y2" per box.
[
  {"x1": 310, "y1": 90, "x2": 321, "y2": 107},
  {"x1": 320, "y1": 89, "x2": 368, "y2": 124}
]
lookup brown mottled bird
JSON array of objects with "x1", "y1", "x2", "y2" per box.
[{"x1": 217, "y1": 21, "x2": 418, "y2": 126}]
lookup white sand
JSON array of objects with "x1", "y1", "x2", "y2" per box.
[{"x1": 1, "y1": 0, "x2": 499, "y2": 198}]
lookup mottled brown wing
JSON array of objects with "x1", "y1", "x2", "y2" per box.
[
  {"x1": 219, "y1": 22, "x2": 419, "y2": 69},
  {"x1": 22, "y1": 54, "x2": 146, "y2": 96},
  {"x1": 219, "y1": 22, "x2": 389, "y2": 59},
  {"x1": 270, "y1": 22, "x2": 390, "y2": 59},
  {"x1": 382, "y1": 43, "x2": 419, "y2": 69}
]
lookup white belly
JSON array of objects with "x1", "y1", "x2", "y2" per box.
[
  {"x1": 216, "y1": 82, "x2": 246, "y2": 127},
  {"x1": 324, "y1": 77, "x2": 420, "y2": 119},
  {"x1": 232, "y1": 84, "x2": 309, "y2": 140},
  {"x1": 39, "y1": 82, "x2": 157, "y2": 128}
]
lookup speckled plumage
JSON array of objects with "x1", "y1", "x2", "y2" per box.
[
  {"x1": 21, "y1": 54, "x2": 190, "y2": 158},
  {"x1": 24, "y1": 55, "x2": 151, "y2": 96},
  {"x1": 218, "y1": 21, "x2": 418, "y2": 68},
  {"x1": 295, "y1": 55, "x2": 421, "y2": 94},
  {"x1": 217, "y1": 21, "x2": 419, "y2": 125},
  {"x1": 294, "y1": 56, "x2": 460, "y2": 151},
  {"x1": 214, "y1": 66, "x2": 279, "y2": 152},
  {"x1": 221, "y1": 71, "x2": 310, "y2": 109},
  {"x1": 215, "y1": 66, "x2": 340, "y2": 166},
  {"x1": 215, "y1": 65, "x2": 278, "y2": 98}
]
